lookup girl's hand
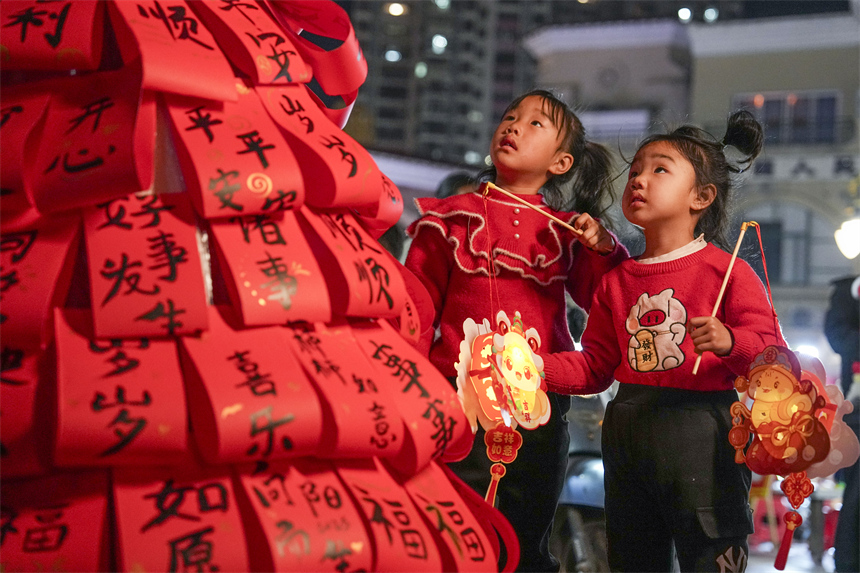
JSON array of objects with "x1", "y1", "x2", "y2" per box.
[
  {"x1": 573, "y1": 213, "x2": 615, "y2": 254},
  {"x1": 689, "y1": 316, "x2": 733, "y2": 356}
]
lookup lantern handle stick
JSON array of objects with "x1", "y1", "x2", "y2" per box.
[
  {"x1": 484, "y1": 182, "x2": 583, "y2": 236},
  {"x1": 692, "y1": 221, "x2": 758, "y2": 375}
]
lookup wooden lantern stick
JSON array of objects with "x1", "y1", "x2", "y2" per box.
[
  {"x1": 692, "y1": 221, "x2": 758, "y2": 375},
  {"x1": 484, "y1": 182, "x2": 583, "y2": 236}
]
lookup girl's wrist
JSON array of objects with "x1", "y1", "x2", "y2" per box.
[{"x1": 591, "y1": 235, "x2": 616, "y2": 255}]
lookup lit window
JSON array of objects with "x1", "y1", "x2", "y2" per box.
[
  {"x1": 464, "y1": 151, "x2": 482, "y2": 164},
  {"x1": 431, "y1": 34, "x2": 447, "y2": 55}
]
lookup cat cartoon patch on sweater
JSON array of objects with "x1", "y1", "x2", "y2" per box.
[{"x1": 626, "y1": 288, "x2": 687, "y2": 372}]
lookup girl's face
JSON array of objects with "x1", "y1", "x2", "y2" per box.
[
  {"x1": 490, "y1": 96, "x2": 573, "y2": 190},
  {"x1": 622, "y1": 141, "x2": 705, "y2": 231}
]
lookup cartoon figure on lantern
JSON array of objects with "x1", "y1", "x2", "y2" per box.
[
  {"x1": 456, "y1": 311, "x2": 550, "y2": 432},
  {"x1": 730, "y1": 345, "x2": 830, "y2": 475},
  {"x1": 456, "y1": 310, "x2": 548, "y2": 504},
  {"x1": 728, "y1": 345, "x2": 860, "y2": 569}
]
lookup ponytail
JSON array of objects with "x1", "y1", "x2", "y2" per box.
[
  {"x1": 543, "y1": 115, "x2": 615, "y2": 217},
  {"x1": 559, "y1": 140, "x2": 615, "y2": 216}
]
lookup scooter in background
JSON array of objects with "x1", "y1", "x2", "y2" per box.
[{"x1": 549, "y1": 386, "x2": 615, "y2": 573}]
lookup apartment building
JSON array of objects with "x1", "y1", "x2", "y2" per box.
[
  {"x1": 347, "y1": 0, "x2": 551, "y2": 167},
  {"x1": 523, "y1": 5, "x2": 860, "y2": 378}
]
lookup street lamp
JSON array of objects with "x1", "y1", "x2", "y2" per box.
[{"x1": 835, "y1": 215, "x2": 860, "y2": 259}]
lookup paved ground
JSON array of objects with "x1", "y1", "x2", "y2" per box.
[{"x1": 747, "y1": 542, "x2": 835, "y2": 573}]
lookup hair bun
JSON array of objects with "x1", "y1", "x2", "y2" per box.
[{"x1": 722, "y1": 110, "x2": 763, "y2": 163}]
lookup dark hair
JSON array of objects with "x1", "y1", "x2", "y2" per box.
[
  {"x1": 634, "y1": 110, "x2": 763, "y2": 249},
  {"x1": 479, "y1": 89, "x2": 615, "y2": 216},
  {"x1": 435, "y1": 171, "x2": 477, "y2": 199},
  {"x1": 378, "y1": 225, "x2": 405, "y2": 260}
]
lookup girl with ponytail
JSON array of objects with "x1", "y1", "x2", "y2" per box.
[
  {"x1": 541, "y1": 111, "x2": 783, "y2": 571},
  {"x1": 404, "y1": 89, "x2": 629, "y2": 571}
]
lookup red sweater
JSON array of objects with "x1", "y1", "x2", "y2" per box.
[
  {"x1": 404, "y1": 188, "x2": 629, "y2": 378},
  {"x1": 542, "y1": 243, "x2": 784, "y2": 394}
]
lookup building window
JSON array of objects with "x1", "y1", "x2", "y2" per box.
[
  {"x1": 733, "y1": 91, "x2": 840, "y2": 145},
  {"x1": 738, "y1": 201, "x2": 853, "y2": 286},
  {"x1": 379, "y1": 86, "x2": 407, "y2": 99},
  {"x1": 377, "y1": 127, "x2": 405, "y2": 140},
  {"x1": 378, "y1": 107, "x2": 404, "y2": 120}
]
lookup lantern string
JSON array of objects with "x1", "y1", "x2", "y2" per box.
[
  {"x1": 693, "y1": 220, "x2": 756, "y2": 375},
  {"x1": 753, "y1": 223, "x2": 782, "y2": 341},
  {"x1": 482, "y1": 185, "x2": 502, "y2": 328}
]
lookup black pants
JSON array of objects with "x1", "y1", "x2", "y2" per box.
[
  {"x1": 447, "y1": 390, "x2": 571, "y2": 573},
  {"x1": 602, "y1": 384, "x2": 753, "y2": 572},
  {"x1": 834, "y1": 407, "x2": 860, "y2": 573}
]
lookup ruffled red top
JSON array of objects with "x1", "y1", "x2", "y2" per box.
[
  {"x1": 407, "y1": 189, "x2": 579, "y2": 285},
  {"x1": 404, "y1": 188, "x2": 629, "y2": 378}
]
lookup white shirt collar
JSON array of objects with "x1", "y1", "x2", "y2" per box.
[{"x1": 637, "y1": 234, "x2": 707, "y2": 265}]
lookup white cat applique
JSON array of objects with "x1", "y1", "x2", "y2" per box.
[{"x1": 625, "y1": 288, "x2": 687, "y2": 372}]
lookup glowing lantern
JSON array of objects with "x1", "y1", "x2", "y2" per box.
[
  {"x1": 729, "y1": 345, "x2": 860, "y2": 570},
  {"x1": 455, "y1": 310, "x2": 550, "y2": 501},
  {"x1": 456, "y1": 310, "x2": 550, "y2": 432}
]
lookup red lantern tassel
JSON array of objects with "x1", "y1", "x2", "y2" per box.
[
  {"x1": 774, "y1": 511, "x2": 803, "y2": 570},
  {"x1": 485, "y1": 463, "x2": 506, "y2": 506}
]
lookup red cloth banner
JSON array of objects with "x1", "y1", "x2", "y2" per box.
[
  {"x1": 257, "y1": 83, "x2": 404, "y2": 233},
  {"x1": 256, "y1": 83, "x2": 376, "y2": 209},
  {"x1": 113, "y1": 462, "x2": 249, "y2": 573},
  {"x1": 0, "y1": 344, "x2": 50, "y2": 478},
  {"x1": 0, "y1": 470, "x2": 111, "y2": 572},
  {"x1": 166, "y1": 87, "x2": 304, "y2": 219},
  {"x1": 0, "y1": 1, "x2": 105, "y2": 71},
  {"x1": 336, "y1": 457, "x2": 444, "y2": 572},
  {"x1": 53, "y1": 308, "x2": 188, "y2": 467},
  {"x1": 284, "y1": 321, "x2": 405, "y2": 460},
  {"x1": 351, "y1": 320, "x2": 472, "y2": 476},
  {"x1": 236, "y1": 458, "x2": 374, "y2": 572},
  {"x1": 263, "y1": 0, "x2": 366, "y2": 128},
  {"x1": 179, "y1": 305, "x2": 324, "y2": 463},
  {"x1": 107, "y1": 0, "x2": 237, "y2": 102},
  {"x1": 403, "y1": 461, "x2": 496, "y2": 573},
  {"x1": 208, "y1": 211, "x2": 331, "y2": 325},
  {"x1": 264, "y1": 1, "x2": 366, "y2": 97},
  {"x1": 298, "y1": 208, "x2": 406, "y2": 319},
  {"x1": 0, "y1": 214, "x2": 79, "y2": 348},
  {"x1": 393, "y1": 259, "x2": 437, "y2": 347},
  {"x1": 82, "y1": 191, "x2": 208, "y2": 338},
  {"x1": 352, "y1": 171, "x2": 405, "y2": 240},
  {"x1": 30, "y1": 68, "x2": 155, "y2": 214},
  {"x1": 0, "y1": 88, "x2": 50, "y2": 230},
  {"x1": 188, "y1": 0, "x2": 311, "y2": 86}
]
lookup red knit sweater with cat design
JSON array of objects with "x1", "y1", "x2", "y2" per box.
[{"x1": 542, "y1": 243, "x2": 784, "y2": 394}]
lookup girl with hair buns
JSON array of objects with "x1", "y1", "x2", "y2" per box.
[{"x1": 541, "y1": 111, "x2": 785, "y2": 572}]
